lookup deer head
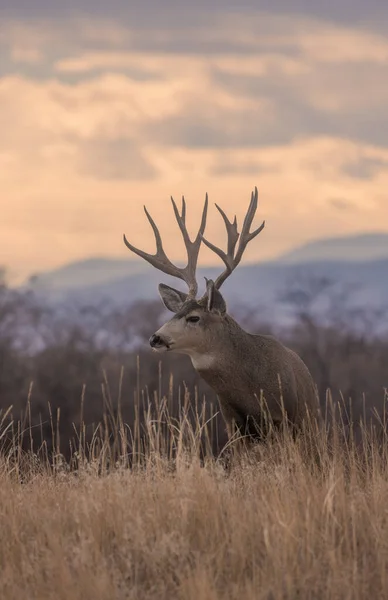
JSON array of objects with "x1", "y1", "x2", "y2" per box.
[{"x1": 123, "y1": 188, "x2": 265, "y2": 364}]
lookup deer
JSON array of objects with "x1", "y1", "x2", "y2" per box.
[{"x1": 123, "y1": 187, "x2": 321, "y2": 445}]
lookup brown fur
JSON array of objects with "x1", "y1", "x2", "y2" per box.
[
  {"x1": 123, "y1": 188, "x2": 321, "y2": 442},
  {"x1": 154, "y1": 293, "x2": 321, "y2": 441}
]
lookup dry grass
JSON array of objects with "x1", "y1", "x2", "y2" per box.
[{"x1": 1, "y1": 387, "x2": 388, "y2": 599}]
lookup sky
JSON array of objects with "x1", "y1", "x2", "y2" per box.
[{"x1": 1, "y1": 0, "x2": 388, "y2": 282}]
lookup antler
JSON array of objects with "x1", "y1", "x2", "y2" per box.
[
  {"x1": 201, "y1": 186, "x2": 265, "y2": 289},
  {"x1": 123, "y1": 195, "x2": 208, "y2": 298}
]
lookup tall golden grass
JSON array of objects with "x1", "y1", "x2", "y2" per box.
[{"x1": 0, "y1": 370, "x2": 388, "y2": 599}]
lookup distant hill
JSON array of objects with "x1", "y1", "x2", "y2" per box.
[
  {"x1": 26, "y1": 232, "x2": 388, "y2": 297},
  {"x1": 278, "y1": 232, "x2": 388, "y2": 264},
  {"x1": 28, "y1": 257, "x2": 146, "y2": 293},
  {"x1": 23, "y1": 232, "x2": 388, "y2": 332}
]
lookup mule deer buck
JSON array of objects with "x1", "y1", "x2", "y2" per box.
[{"x1": 123, "y1": 188, "x2": 321, "y2": 442}]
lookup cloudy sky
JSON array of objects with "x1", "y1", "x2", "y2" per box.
[{"x1": 1, "y1": 0, "x2": 388, "y2": 282}]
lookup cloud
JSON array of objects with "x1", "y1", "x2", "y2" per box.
[
  {"x1": 3, "y1": 0, "x2": 388, "y2": 27},
  {"x1": 210, "y1": 154, "x2": 278, "y2": 176},
  {"x1": 1, "y1": 10, "x2": 388, "y2": 282},
  {"x1": 330, "y1": 198, "x2": 357, "y2": 211},
  {"x1": 341, "y1": 157, "x2": 388, "y2": 181},
  {"x1": 78, "y1": 137, "x2": 158, "y2": 180},
  {"x1": 10, "y1": 46, "x2": 43, "y2": 64},
  {"x1": 2, "y1": 11, "x2": 388, "y2": 69},
  {"x1": 40, "y1": 19, "x2": 388, "y2": 149}
]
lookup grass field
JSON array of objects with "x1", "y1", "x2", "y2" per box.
[{"x1": 1, "y1": 391, "x2": 388, "y2": 600}]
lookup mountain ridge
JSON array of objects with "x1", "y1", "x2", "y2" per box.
[
  {"x1": 277, "y1": 232, "x2": 388, "y2": 264},
  {"x1": 21, "y1": 232, "x2": 388, "y2": 322},
  {"x1": 24, "y1": 231, "x2": 388, "y2": 293}
]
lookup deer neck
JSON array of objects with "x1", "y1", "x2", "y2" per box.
[
  {"x1": 190, "y1": 352, "x2": 218, "y2": 371},
  {"x1": 189, "y1": 316, "x2": 250, "y2": 378}
]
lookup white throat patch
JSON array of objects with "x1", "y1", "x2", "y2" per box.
[{"x1": 189, "y1": 352, "x2": 216, "y2": 371}]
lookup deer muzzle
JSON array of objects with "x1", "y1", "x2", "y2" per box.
[{"x1": 149, "y1": 333, "x2": 170, "y2": 351}]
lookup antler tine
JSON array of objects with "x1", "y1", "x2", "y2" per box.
[
  {"x1": 171, "y1": 196, "x2": 191, "y2": 249},
  {"x1": 123, "y1": 194, "x2": 209, "y2": 298},
  {"x1": 123, "y1": 206, "x2": 185, "y2": 282},
  {"x1": 181, "y1": 196, "x2": 186, "y2": 223},
  {"x1": 235, "y1": 187, "x2": 265, "y2": 264},
  {"x1": 143, "y1": 206, "x2": 163, "y2": 252},
  {"x1": 201, "y1": 205, "x2": 239, "y2": 272},
  {"x1": 201, "y1": 187, "x2": 265, "y2": 290},
  {"x1": 170, "y1": 194, "x2": 209, "y2": 297},
  {"x1": 240, "y1": 187, "x2": 258, "y2": 239},
  {"x1": 215, "y1": 204, "x2": 239, "y2": 258},
  {"x1": 197, "y1": 193, "x2": 208, "y2": 241}
]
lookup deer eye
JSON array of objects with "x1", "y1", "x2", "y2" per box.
[{"x1": 186, "y1": 315, "x2": 200, "y2": 323}]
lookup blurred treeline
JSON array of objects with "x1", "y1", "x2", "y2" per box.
[{"x1": 0, "y1": 270, "x2": 387, "y2": 459}]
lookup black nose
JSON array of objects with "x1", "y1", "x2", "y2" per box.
[{"x1": 149, "y1": 334, "x2": 162, "y2": 348}]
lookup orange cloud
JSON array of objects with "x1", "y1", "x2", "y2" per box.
[{"x1": 1, "y1": 14, "x2": 388, "y2": 283}]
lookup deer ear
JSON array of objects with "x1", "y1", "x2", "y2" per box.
[
  {"x1": 205, "y1": 279, "x2": 226, "y2": 315},
  {"x1": 158, "y1": 283, "x2": 188, "y2": 313}
]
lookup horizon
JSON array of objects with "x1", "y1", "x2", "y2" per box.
[
  {"x1": 2, "y1": 1, "x2": 388, "y2": 283},
  {"x1": 11, "y1": 228, "x2": 388, "y2": 286}
]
